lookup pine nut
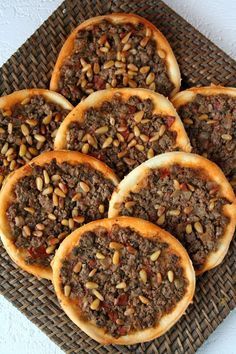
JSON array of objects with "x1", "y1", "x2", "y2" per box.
[
  {"x1": 24, "y1": 207, "x2": 35, "y2": 214},
  {"x1": 21, "y1": 97, "x2": 30, "y2": 105},
  {"x1": 140, "y1": 36, "x2": 149, "y2": 47},
  {"x1": 33, "y1": 230, "x2": 43, "y2": 237},
  {"x1": 89, "y1": 269, "x2": 97, "y2": 277},
  {"x1": 128, "y1": 79, "x2": 137, "y2": 88},
  {"x1": 136, "y1": 144, "x2": 144, "y2": 151},
  {"x1": 42, "y1": 114, "x2": 52, "y2": 125},
  {"x1": 103, "y1": 60, "x2": 114, "y2": 69},
  {"x1": 48, "y1": 213, "x2": 56, "y2": 221},
  {"x1": 69, "y1": 218, "x2": 74, "y2": 229},
  {"x1": 19, "y1": 144, "x2": 27, "y2": 157},
  {"x1": 36, "y1": 223, "x2": 45, "y2": 230},
  {"x1": 46, "y1": 245, "x2": 56, "y2": 254},
  {"x1": 150, "y1": 250, "x2": 161, "y2": 261},
  {"x1": 34, "y1": 134, "x2": 46, "y2": 142},
  {"x1": 124, "y1": 308, "x2": 134, "y2": 316},
  {"x1": 73, "y1": 216, "x2": 85, "y2": 224},
  {"x1": 42, "y1": 186, "x2": 53, "y2": 195},
  {"x1": 54, "y1": 187, "x2": 66, "y2": 198},
  {"x1": 186, "y1": 224, "x2": 192, "y2": 234},
  {"x1": 98, "y1": 204, "x2": 105, "y2": 214},
  {"x1": 121, "y1": 31, "x2": 132, "y2": 44},
  {"x1": 82, "y1": 143, "x2": 89, "y2": 154},
  {"x1": 198, "y1": 114, "x2": 208, "y2": 121},
  {"x1": 125, "y1": 201, "x2": 135, "y2": 209},
  {"x1": 92, "y1": 289, "x2": 104, "y2": 301},
  {"x1": 159, "y1": 125, "x2": 166, "y2": 137},
  {"x1": 183, "y1": 118, "x2": 193, "y2": 125},
  {"x1": 90, "y1": 298, "x2": 100, "y2": 310},
  {"x1": 36, "y1": 177, "x2": 43, "y2": 192},
  {"x1": 139, "y1": 295, "x2": 150, "y2": 304},
  {"x1": 139, "y1": 269, "x2": 147, "y2": 283},
  {"x1": 173, "y1": 179, "x2": 180, "y2": 190},
  {"x1": 147, "y1": 148, "x2": 154, "y2": 159},
  {"x1": 140, "y1": 134, "x2": 149, "y2": 142},
  {"x1": 85, "y1": 282, "x2": 98, "y2": 289},
  {"x1": 113, "y1": 251, "x2": 120, "y2": 265},
  {"x1": 80, "y1": 181, "x2": 90, "y2": 192},
  {"x1": 109, "y1": 242, "x2": 123, "y2": 250},
  {"x1": 194, "y1": 221, "x2": 203, "y2": 233},
  {"x1": 133, "y1": 126, "x2": 140, "y2": 137},
  {"x1": 102, "y1": 137, "x2": 113, "y2": 148},
  {"x1": 149, "y1": 133, "x2": 159, "y2": 142},
  {"x1": 23, "y1": 225, "x2": 31, "y2": 237},
  {"x1": 157, "y1": 272, "x2": 162, "y2": 285},
  {"x1": 116, "y1": 282, "x2": 126, "y2": 289},
  {"x1": 123, "y1": 43, "x2": 132, "y2": 51},
  {"x1": 167, "y1": 270, "x2": 174, "y2": 282},
  {"x1": 100, "y1": 46, "x2": 109, "y2": 53},
  {"x1": 61, "y1": 219, "x2": 69, "y2": 226},
  {"x1": 127, "y1": 63, "x2": 138, "y2": 71},
  {"x1": 73, "y1": 262, "x2": 82, "y2": 273},
  {"x1": 146, "y1": 72, "x2": 155, "y2": 85},
  {"x1": 95, "y1": 126, "x2": 108, "y2": 135},
  {"x1": 221, "y1": 134, "x2": 232, "y2": 141},
  {"x1": 169, "y1": 209, "x2": 180, "y2": 216},
  {"x1": 64, "y1": 285, "x2": 71, "y2": 297},
  {"x1": 140, "y1": 66, "x2": 150, "y2": 74},
  {"x1": 96, "y1": 252, "x2": 105, "y2": 260}
]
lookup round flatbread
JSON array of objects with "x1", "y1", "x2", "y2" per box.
[
  {"x1": 0, "y1": 150, "x2": 118, "y2": 279},
  {"x1": 172, "y1": 86, "x2": 236, "y2": 191},
  {"x1": 109, "y1": 152, "x2": 236, "y2": 274},
  {"x1": 52, "y1": 217, "x2": 195, "y2": 344},
  {"x1": 0, "y1": 89, "x2": 73, "y2": 187},
  {"x1": 50, "y1": 13, "x2": 181, "y2": 104},
  {"x1": 54, "y1": 88, "x2": 191, "y2": 179}
]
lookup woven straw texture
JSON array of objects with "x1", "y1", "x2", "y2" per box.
[{"x1": 0, "y1": 1, "x2": 235, "y2": 353}]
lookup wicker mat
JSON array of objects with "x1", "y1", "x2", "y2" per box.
[{"x1": 0, "y1": 1, "x2": 235, "y2": 353}]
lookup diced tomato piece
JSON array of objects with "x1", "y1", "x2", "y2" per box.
[
  {"x1": 163, "y1": 115, "x2": 175, "y2": 128},
  {"x1": 108, "y1": 311, "x2": 118, "y2": 323},
  {"x1": 118, "y1": 326, "x2": 127, "y2": 336},
  {"x1": 94, "y1": 76, "x2": 106, "y2": 90},
  {"x1": 180, "y1": 183, "x2": 188, "y2": 191},
  {"x1": 126, "y1": 245, "x2": 136, "y2": 254},
  {"x1": 28, "y1": 245, "x2": 47, "y2": 259},
  {"x1": 88, "y1": 259, "x2": 96, "y2": 268},
  {"x1": 116, "y1": 294, "x2": 128, "y2": 306},
  {"x1": 120, "y1": 130, "x2": 130, "y2": 139},
  {"x1": 159, "y1": 168, "x2": 170, "y2": 179}
]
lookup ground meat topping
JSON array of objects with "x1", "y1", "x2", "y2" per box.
[
  {"x1": 119, "y1": 165, "x2": 229, "y2": 270},
  {"x1": 58, "y1": 20, "x2": 175, "y2": 104},
  {"x1": 60, "y1": 225, "x2": 187, "y2": 337},
  {"x1": 7, "y1": 160, "x2": 115, "y2": 267},
  {"x1": 0, "y1": 95, "x2": 69, "y2": 187},
  {"x1": 67, "y1": 94, "x2": 177, "y2": 178},
  {"x1": 178, "y1": 94, "x2": 236, "y2": 189}
]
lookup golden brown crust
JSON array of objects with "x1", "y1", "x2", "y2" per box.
[
  {"x1": 54, "y1": 88, "x2": 192, "y2": 154},
  {"x1": 108, "y1": 152, "x2": 236, "y2": 275},
  {"x1": 0, "y1": 150, "x2": 119, "y2": 280},
  {"x1": 172, "y1": 85, "x2": 236, "y2": 109},
  {"x1": 52, "y1": 216, "x2": 195, "y2": 344},
  {"x1": 50, "y1": 13, "x2": 181, "y2": 97},
  {"x1": 0, "y1": 88, "x2": 74, "y2": 111}
]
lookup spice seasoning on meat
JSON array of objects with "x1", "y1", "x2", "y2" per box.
[
  {"x1": 119, "y1": 165, "x2": 229, "y2": 270},
  {"x1": 7, "y1": 160, "x2": 115, "y2": 266},
  {"x1": 0, "y1": 96, "x2": 69, "y2": 186},
  {"x1": 67, "y1": 94, "x2": 177, "y2": 178},
  {"x1": 58, "y1": 20, "x2": 175, "y2": 104},
  {"x1": 60, "y1": 224, "x2": 187, "y2": 337}
]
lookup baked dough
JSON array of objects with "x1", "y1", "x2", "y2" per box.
[
  {"x1": 52, "y1": 216, "x2": 195, "y2": 344},
  {"x1": 50, "y1": 13, "x2": 181, "y2": 99},
  {"x1": 108, "y1": 152, "x2": 236, "y2": 275},
  {"x1": 0, "y1": 150, "x2": 118, "y2": 280}
]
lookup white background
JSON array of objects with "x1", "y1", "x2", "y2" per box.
[{"x1": 0, "y1": 1, "x2": 235, "y2": 353}]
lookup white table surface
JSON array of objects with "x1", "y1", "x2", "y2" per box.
[{"x1": 0, "y1": 1, "x2": 235, "y2": 353}]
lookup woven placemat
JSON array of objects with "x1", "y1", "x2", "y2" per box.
[{"x1": 0, "y1": 1, "x2": 235, "y2": 353}]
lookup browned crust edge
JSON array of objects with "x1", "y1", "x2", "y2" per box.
[
  {"x1": 0, "y1": 150, "x2": 119, "y2": 280},
  {"x1": 50, "y1": 13, "x2": 181, "y2": 98},
  {"x1": 108, "y1": 152, "x2": 236, "y2": 275},
  {"x1": 54, "y1": 88, "x2": 192, "y2": 154},
  {"x1": 172, "y1": 85, "x2": 236, "y2": 109},
  {"x1": 0, "y1": 88, "x2": 74, "y2": 111},
  {"x1": 52, "y1": 216, "x2": 195, "y2": 345}
]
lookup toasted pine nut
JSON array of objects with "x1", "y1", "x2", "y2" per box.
[
  {"x1": 139, "y1": 295, "x2": 150, "y2": 304},
  {"x1": 194, "y1": 221, "x2": 203, "y2": 233},
  {"x1": 109, "y1": 242, "x2": 123, "y2": 250},
  {"x1": 150, "y1": 250, "x2": 161, "y2": 261},
  {"x1": 64, "y1": 285, "x2": 71, "y2": 297},
  {"x1": 116, "y1": 282, "x2": 126, "y2": 289},
  {"x1": 186, "y1": 224, "x2": 192, "y2": 234},
  {"x1": 90, "y1": 298, "x2": 100, "y2": 310},
  {"x1": 80, "y1": 181, "x2": 90, "y2": 192},
  {"x1": 96, "y1": 252, "x2": 105, "y2": 260},
  {"x1": 113, "y1": 251, "x2": 120, "y2": 265},
  {"x1": 73, "y1": 262, "x2": 82, "y2": 273},
  {"x1": 139, "y1": 269, "x2": 147, "y2": 283},
  {"x1": 92, "y1": 289, "x2": 104, "y2": 301},
  {"x1": 167, "y1": 270, "x2": 174, "y2": 282},
  {"x1": 89, "y1": 269, "x2": 97, "y2": 277},
  {"x1": 85, "y1": 282, "x2": 98, "y2": 289}
]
